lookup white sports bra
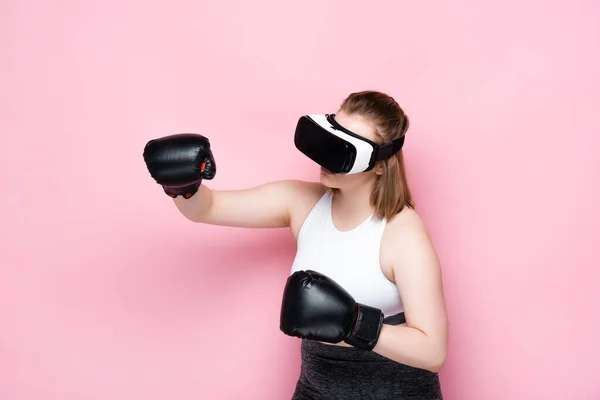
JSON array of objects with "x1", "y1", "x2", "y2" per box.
[{"x1": 290, "y1": 190, "x2": 404, "y2": 318}]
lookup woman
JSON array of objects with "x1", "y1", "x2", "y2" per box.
[{"x1": 143, "y1": 91, "x2": 448, "y2": 399}]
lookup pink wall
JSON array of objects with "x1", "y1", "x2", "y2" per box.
[{"x1": 1, "y1": 1, "x2": 599, "y2": 399}]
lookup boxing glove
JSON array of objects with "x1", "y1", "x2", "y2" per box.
[
  {"x1": 143, "y1": 133, "x2": 216, "y2": 198},
  {"x1": 280, "y1": 270, "x2": 384, "y2": 351}
]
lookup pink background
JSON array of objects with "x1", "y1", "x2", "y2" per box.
[{"x1": 1, "y1": 1, "x2": 599, "y2": 399}]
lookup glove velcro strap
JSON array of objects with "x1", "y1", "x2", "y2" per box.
[{"x1": 345, "y1": 303, "x2": 384, "y2": 351}]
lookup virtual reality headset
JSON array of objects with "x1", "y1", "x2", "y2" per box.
[{"x1": 294, "y1": 114, "x2": 405, "y2": 174}]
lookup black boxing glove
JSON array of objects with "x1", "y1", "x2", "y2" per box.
[
  {"x1": 280, "y1": 270, "x2": 384, "y2": 351},
  {"x1": 143, "y1": 133, "x2": 216, "y2": 199}
]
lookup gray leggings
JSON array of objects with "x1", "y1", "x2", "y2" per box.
[{"x1": 291, "y1": 335, "x2": 443, "y2": 399}]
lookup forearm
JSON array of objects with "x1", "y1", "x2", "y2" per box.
[
  {"x1": 372, "y1": 324, "x2": 447, "y2": 373},
  {"x1": 173, "y1": 185, "x2": 213, "y2": 223}
]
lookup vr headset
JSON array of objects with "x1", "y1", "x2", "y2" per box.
[{"x1": 294, "y1": 114, "x2": 405, "y2": 174}]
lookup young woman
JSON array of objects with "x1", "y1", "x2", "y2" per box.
[{"x1": 143, "y1": 91, "x2": 448, "y2": 399}]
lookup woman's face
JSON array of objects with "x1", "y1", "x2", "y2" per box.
[{"x1": 318, "y1": 111, "x2": 382, "y2": 190}]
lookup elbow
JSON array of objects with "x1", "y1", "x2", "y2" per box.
[{"x1": 426, "y1": 349, "x2": 447, "y2": 373}]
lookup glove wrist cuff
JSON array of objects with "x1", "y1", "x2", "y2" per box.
[
  {"x1": 345, "y1": 303, "x2": 384, "y2": 351},
  {"x1": 163, "y1": 181, "x2": 201, "y2": 199}
]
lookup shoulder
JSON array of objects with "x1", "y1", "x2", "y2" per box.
[
  {"x1": 385, "y1": 206, "x2": 428, "y2": 237},
  {"x1": 381, "y1": 207, "x2": 441, "y2": 277},
  {"x1": 260, "y1": 179, "x2": 326, "y2": 205},
  {"x1": 278, "y1": 179, "x2": 327, "y2": 206},
  {"x1": 284, "y1": 179, "x2": 327, "y2": 197}
]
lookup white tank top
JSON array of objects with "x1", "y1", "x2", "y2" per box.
[{"x1": 290, "y1": 190, "x2": 404, "y2": 318}]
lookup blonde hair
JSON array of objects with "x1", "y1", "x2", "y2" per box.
[{"x1": 340, "y1": 90, "x2": 414, "y2": 220}]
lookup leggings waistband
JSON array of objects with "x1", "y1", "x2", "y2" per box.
[{"x1": 292, "y1": 340, "x2": 443, "y2": 400}]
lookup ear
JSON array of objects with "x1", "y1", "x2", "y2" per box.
[{"x1": 374, "y1": 161, "x2": 384, "y2": 176}]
